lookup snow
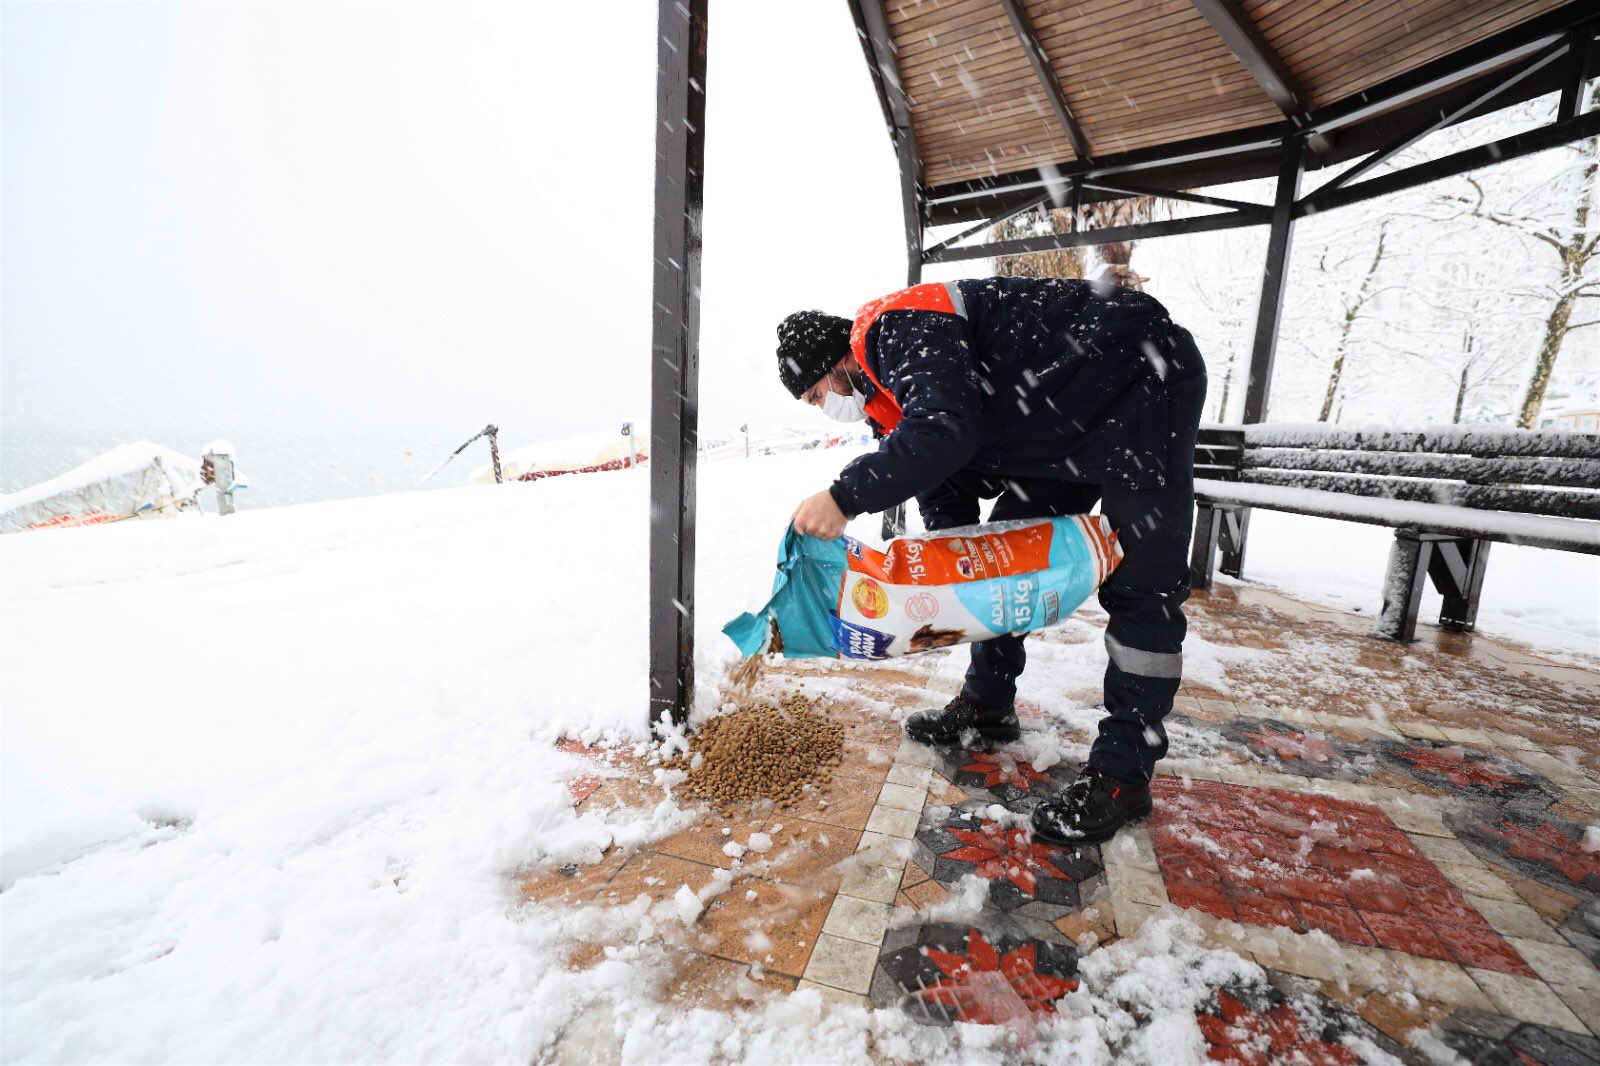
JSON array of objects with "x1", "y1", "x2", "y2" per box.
[
  {"x1": 0, "y1": 441, "x2": 200, "y2": 512},
  {"x1": 1230, "y1": 508, "x2": 1600, "y2": 662},
  {"x1": 2, "y1": 443, "x2": 1591, "y2": 1061},
  {"x1": 1196, "y1": 478, "x2": 1600, "y2": 550},
  {"x1": 0, "y1": 445, "x2": 891, "y2": 1063}
]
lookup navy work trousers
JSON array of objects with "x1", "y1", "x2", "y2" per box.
[{"x1": 919, "y1": 371, "x2": 1208, "y2": 784}]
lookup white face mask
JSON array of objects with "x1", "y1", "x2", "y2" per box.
[{"x1": 820, "y1": 372, "x2": 869, "y2": 422}]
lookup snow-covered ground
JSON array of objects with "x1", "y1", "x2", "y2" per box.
[
  {"x1": 1237, "y1": 510, "x2": 1599, "y2": 663},
  {"x1": 2, "y1": 446, "x2": 1593, "y2": 1062}
]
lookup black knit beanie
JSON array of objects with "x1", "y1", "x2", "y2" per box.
[{"x1": 776, "y1": 310, "x2": 852, "y2": 398}]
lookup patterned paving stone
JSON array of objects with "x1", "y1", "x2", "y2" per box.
[
  {"x1": 871, "y1": 920, "x2": 1080, "y2": 1027},
  {"x1": 1377, "y1": 739, "x2": 1559, "y2": 808},
  {"x1": 1449, "y1": 803, "x2": 1600, "y2": 903},
  {"x1": 1559, "y1": 900, "x2": 1600, "y2": 968},
  {"x1": 1434, "y1": 1007, "x2": 1600, "y2": 1065},
  {"x1": 932, "y1": 745, "x2": 1076, "y2": 808},
  {"x1": 1194, "y1": 979, "x2": 1394, "y2": 1065},
  {"x1": 1218, "y1": 716, "x2": 1371, "y2": 781},
  {"x1": 1149, "y1": 777, "x2": 1537, "y2": 977},
  {"x1": 911, "y1": 801, "x2": 1103, "y2": 923}
]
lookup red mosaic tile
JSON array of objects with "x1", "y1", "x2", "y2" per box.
[
  {"x1": 1149, "y1": 777, "x2": 1536, "y2": 977},
  {"x1": 1361, "y1": 911, "x2": 1448, "y2": 958},
  {"x1": 1167, "y1": 876, "x2": 1236, "y2": 920},
  {"x1": 1294, "y1": 902, "x2": 1375, "y2": 947},
  {"x1": 1233, "y1": 893, "x2": 1304, "y2": 932},
  {"x1": 1197, "y1": 987, "x2": 1362, "y2": 1066}
]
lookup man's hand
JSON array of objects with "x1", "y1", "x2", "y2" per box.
[{"x1": 792, "y1": 488, "x2": 848, "y2": 540}]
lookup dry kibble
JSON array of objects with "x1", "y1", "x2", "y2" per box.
[{"x1": 665, "y1": 692, "x2": 844, "y2": 816}]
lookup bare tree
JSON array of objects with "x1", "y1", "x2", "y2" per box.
[
  {"x1": 1451, "y1": 84, "x2": 1600, "y2": 427},
  {"x1": 1316, "y1": 222, "x2": 1393, "y2": 421}
]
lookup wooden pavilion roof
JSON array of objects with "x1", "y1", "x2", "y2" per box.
[{"x1": 853, "y1": 0, "x2": 1595, "y2": 224}]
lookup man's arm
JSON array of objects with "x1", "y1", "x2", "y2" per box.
[{"x1": 829, "y1": 310, "x2": 982, "y2": 519}]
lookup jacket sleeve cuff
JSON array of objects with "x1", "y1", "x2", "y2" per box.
[{"x1": 828, "y1": 482, "x2": 859, "y2": 520}]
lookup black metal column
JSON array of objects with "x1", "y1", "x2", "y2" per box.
[
  {"x1": 648, "y1": 0, "x2": 708, "y2": 729},
  {"x1": 1222, "y1": 136, "x2": 1302, "y2": 580},
  {"x1": 1243, "y1": 136, "x2": 1302, "y2": 424}
]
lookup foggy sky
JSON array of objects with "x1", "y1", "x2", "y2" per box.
[{"x1": 2, "y1": 0, "x2": 921, "y2": 463}]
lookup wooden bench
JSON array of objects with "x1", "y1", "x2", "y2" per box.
[{"x1": 1189, "y1": 424, "x2": 1600, "y2": 642}]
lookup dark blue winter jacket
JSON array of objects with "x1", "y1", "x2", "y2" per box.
[{"x1": 828, "y1": 276, "x2": 1206, "y2": 520}]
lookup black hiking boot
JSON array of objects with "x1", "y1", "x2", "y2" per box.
[
  {"x1": 1030, "y1": 764, "x2": 1153, "y2": 845},
  {"x1": 903, "y1": 694, "x2": 1021, "y2": 746}
]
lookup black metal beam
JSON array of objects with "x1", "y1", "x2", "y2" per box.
[
  {"x1": 927, "y1": 125, "x2": 1284, "y2": 214},
  {"x1": 996, "y1": 0, "x2": 1094, "y2": 162},
  {"x1": 1558, "y1": 20, "x2": 1597, "y2": 121},
  {"x1": 854, "y1": 0, "x2": 925, "y2": 284},
  {"x1": 647, "y1": 0, "x2": 708, "y2": 730},
  {"x1": 1242, "y1": 137, "x2": 1302, "y2": 425},
  {"x1": 1297, "y1": 6, "x2": 1581, "y2": 139},
  {"x1": 1080, "y1": 179, "x2": 1265, "y2": 214},
  {"x1": 1306, "y1": 40, "x2": 1572, "y2": 205},
  {"x1": 1188, "y1": 0, "x2": 1330, "y2": 154},
  {"x1": 922, "y1": 205, "x2": 1268, "y2": 264},
  {"x1": 1300, "y1": 107, "x2": 1600, "y2": 217},
  {"x1": 921, "y1": 187, "x2": 1062, "y2": 259}
]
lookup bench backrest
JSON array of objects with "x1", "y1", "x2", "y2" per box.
[{"x1": 1196, "y1": 425, "x2": 1600, "y2": 521}]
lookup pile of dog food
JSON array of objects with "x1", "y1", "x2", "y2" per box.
[{"x1": 670, "y1": 692, "x2": 843, "y2": 814}]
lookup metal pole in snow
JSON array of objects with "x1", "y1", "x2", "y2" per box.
[
  {"x1": 623, "y1": 422, "x2": 637, "y2": 468},
  {"x1": 488, "y1": 425, "x2": 503, "y2": 483},
  {"x1": 742, "y1": 423, "x2": 749, "y2": 458},
  {"x1": 647, "y1": 0, "x2": 707, "y2": 730}
]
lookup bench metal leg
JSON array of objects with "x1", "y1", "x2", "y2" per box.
[
  {"x1": 1432, "y1": 537, "x2": 1490, "y2": 632},
  {"x1": 1219, "y1": 505, "x2": 1249, "y2": 580},
  {"x1": 881, "y1": 503, "x2": 906, "y2": 540},
  {"x1": 1376, "y1": 530, "x2": 1431, "y2": 642},
  {"x1": 1190, "y1": 503, "x2": 1220, "y2": 589}
]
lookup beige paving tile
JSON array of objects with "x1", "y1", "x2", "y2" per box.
[
  {"x1": 854, "y1": 832, "x2": 910, "y2": 867},
  {"x1": 875, "y1": 781, "x2": 926, "y2": 813},
  {"x1": 1469, "y1": 968, "x2": 1591, "y2": 1034},
  {"x1": 1507, "y1": 937, "x2": 1600, "y2": 991},
  {"x1": 802, "y1": 933, "x2": 881, "y2": 995},
  {"x1": 795, "y1": 979, "x2": 869, "y2": 1008},
  {"x1": 1439, "y1": 727, "x2": 1497, "y2": 747},
  {"x1": 838, "y1": 862, "x2": 901, "y2": 905},
  {"x1": 822, "y1": 895, "x2": 892, "y2": 946},
  {"x1": 1196, "y1": 698, "x2": 1238, "y2": 717},
  {"x1": 1470, "y1": 895, "x2": 1564, "y2": 943},
  {"x1": 1105, "y1": 863, "x2": 1168, "y2": 907},
  {"x1": 893, "y1": 742, "x2": 937, "y2": 769},
  {"x1": 1102, "y1": 825, "x2": 1160, "y2": 872},
  {"x1": 1412, "y1": 835, "x2": 1487, "y2": 869},
  {"x1": 1396, "y1": 722, "x2": 1449, "y2": 741},
  {"x1": 1389, "y1": 953, "x2": 1496, "y2": 1011},
  {"x1": 1492, "y1": 731, "x2": 1542, "y2": 752},
  {"x1": 865, "y1": 804, "x2": 920, "y2": 839},
  {"x1": 1552, "y1": 983, "x2": 1600, "y2": 1037},
  {"x1": 885, "y1": 762, "x2": 933, "y2": 790},
  {"x1": 1431, "y1": 863, "x2": 1518, "y2": 903},
  {"x1": 1338, "y1": 943, "x2": 1410, "y2": 990},
  {"x1": 1111, "y1": 899, "x2": 1161, "y2": 937},
  {"x1": 1269, "y1": 934, "x2": 1353, "y2": 983},
  {"x1": 1386, "y1": 805, "x2": 1453, "y2": 838}
]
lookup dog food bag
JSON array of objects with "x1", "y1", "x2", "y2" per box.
[{"x1": 723, "y1": 515, "x2": 1122, "y2": 661}]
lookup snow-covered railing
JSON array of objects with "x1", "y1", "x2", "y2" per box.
[{"x1": 1190, "y1": 422, "x2": 1600, "y2": 643}]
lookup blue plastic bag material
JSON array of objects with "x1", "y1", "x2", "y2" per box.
[{"x1": 722, "y1": 515, "x2": 1121, "y2": 662}]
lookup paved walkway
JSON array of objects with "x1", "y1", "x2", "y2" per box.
[{"x1": 522, "y1": 584, "x2": 1600, "y2": 1062}]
